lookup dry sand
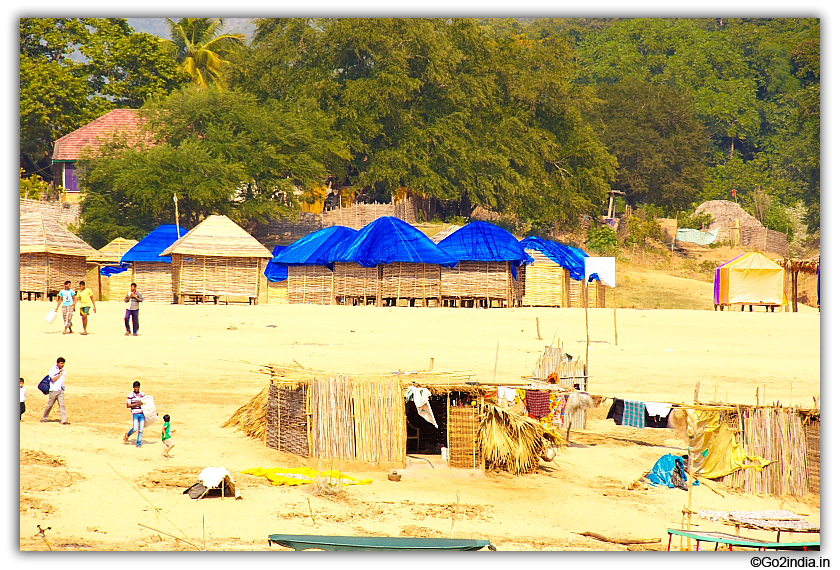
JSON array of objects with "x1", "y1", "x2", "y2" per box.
[{"x1": 19, "y1": 297, "x2": 820, "y2": 551}]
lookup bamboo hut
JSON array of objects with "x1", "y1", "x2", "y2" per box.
[
  {"x1": 271, "y1": 226, "x2": 357, "y2": 305},
  {"x1": 87, "y1": 237, "x2": 138, "y2": 301},
  {"x1": 331, "y1": 217, "x2": 457, "y2": 307},
  {"x1": 119, "y1": 225, "x2": 186, "y2": 303},
  {"x1": 160, "y1": 215, "x2": 273, "y2": 304},
  {"x1": 437, "y1": 222, "x2": 532, "y2": 308},
  {"x1": 20, "y1": 212, "x2": 98, "y2": 300},
  {"x1": 775, "y1": 257, "x2": 820, "y2": 312}
]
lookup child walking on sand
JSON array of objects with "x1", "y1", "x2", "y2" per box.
[
  {"x1": 161, "y1": 414, "x2": 174, "y2": 457},
  {"x1": 20, "y1": 378, "x2": 26, "y2": 421}
]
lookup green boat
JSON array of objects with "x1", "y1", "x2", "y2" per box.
[{"x1": 268, "y1": 534, "x2": 496, "y2": 551}]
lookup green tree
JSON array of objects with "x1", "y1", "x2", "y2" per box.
[
  {"x1": 77, "y1": 87, "x2": 349, "y2": 246},
  {"x1": 234, "y1": 18, "x2": 615, "y2": 232},
  {"x1": 160, "y1": 18, "x2": 246, "y2": 89},
  {"x1": 20, "y1": 18, "x2": 184, "y2": 169},
  {"x1": 588, "y1": 78, "x2": 710, "y2": 212}
]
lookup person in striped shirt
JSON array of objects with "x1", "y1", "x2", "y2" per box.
[{"x1": 123, "y1": 381, "x2": 145, "y2": 447}]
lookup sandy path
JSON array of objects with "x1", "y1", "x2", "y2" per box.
[{"x1": 19, "y1": 300, "x2": 820, "y2": 551}]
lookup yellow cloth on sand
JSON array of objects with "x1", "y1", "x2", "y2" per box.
[{"x1": 242, "y1": 467, "x2": 373, "y2": 486}]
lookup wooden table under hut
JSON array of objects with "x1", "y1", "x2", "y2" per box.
[
  {"x1": 20, "y1": 211, "x2": 98, "y2": 301},
  {"x1": 160, "y1": 215, "x2": 274, "y2": 305}
]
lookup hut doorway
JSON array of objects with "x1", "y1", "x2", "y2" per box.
[{"x1": 404, "y1": 394, "x2": 448, "y2": 455}]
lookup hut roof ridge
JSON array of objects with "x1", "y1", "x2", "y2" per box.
[{"x1": 159, "y1": 215, "x2": 273, "y2": 258}]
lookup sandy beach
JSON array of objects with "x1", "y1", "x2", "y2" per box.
[{"x1": 19, "y1": 298, "x2": 820, "y2": 551}]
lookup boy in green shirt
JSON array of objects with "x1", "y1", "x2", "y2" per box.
[{"x1": 161, "y1": 414, "x2": 174, "y2": 458}]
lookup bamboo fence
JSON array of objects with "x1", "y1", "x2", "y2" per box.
[
  {"x1": 277, "y1": 386, "x2": 309, "y2": 456},
  {"x1": 333, "y1": 262, "x2": 379, "y2": 304},
  {"x1": 804, "y1": 415, "x2": 820, "y2": 494},
  {"x1": 311, "y1": 376, "x2": 357, "y2": 460},
  {"x1": 20, "y1": 252, "x2": 87, "y2": 296},
  {"x1": 351, "y1": 378, "x2": 406, "y2": 462},
  {"x1": 288, "y1": 265, "x2": 334, "y2": 305},
  {"x1": 717, "y1": 406, "x2": 812, "y2": 496},
  {"x1": 521, "y1": 250, "x2": 570, "y2": 307},
  {"x1": 103, "y1": 268, "x2": 134, "y2": 301},
  {"x1": 381, "y1": 262, "x2": 441, "y2": 305}
]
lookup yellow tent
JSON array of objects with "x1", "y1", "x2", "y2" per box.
[{"x1": 714, "y1": 252, "x2": 785, "y2": 307}]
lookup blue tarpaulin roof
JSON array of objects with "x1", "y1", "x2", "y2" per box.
[
  {"x1": 331, "y1": 217, "x2": 459, "y2": 268},
  {"x1": 272, "y1": 226, "x2": 358, "y2": 267},
  {"x1": 520, "y1": 236, "x2": 589, "y2": 281},
  {"x1": 437, "y1": 222, "x2": 533, "y2": 264},
  {"x1": 121, "y1": 225, "x2": 187, "y2": 264},
  {"x1": 100, "y1": 264, "x2": 130, "y2": 277},
  {"x1": 264, "y1": 245, "x2": 289, "y2": 282}
]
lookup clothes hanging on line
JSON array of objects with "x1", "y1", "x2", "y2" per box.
[
  {"x1": 525, "y1": 390, "x2": 551, "y2": 420},
  {"x1": 607, "y1": 398, "x2": 671, "y2": 428}
]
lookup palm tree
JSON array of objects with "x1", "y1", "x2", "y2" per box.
[{"x1": 160, "y1": 18, "x2": 246, "y2": 89}]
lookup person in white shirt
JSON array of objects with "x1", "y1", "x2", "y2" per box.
[
  {"x1": 20, "y1": 378, "x2": 26, "y2": 421},
  {"x1": 41, "y1": 357, "x2": 69, "y2": 424}
]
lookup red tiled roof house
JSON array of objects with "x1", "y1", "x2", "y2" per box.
[{"x1": 51, "y1": 109, "x2": 148, "y2": 201}]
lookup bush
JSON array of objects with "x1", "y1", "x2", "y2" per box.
[
  {"x1": 677, "y1": 210, "x2": 714, "y2": 230},
  {"x1": 586, "y1": 225, "x2": 619, "y2": 255}
]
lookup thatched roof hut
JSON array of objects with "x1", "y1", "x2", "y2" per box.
[
  {"x1": 20, "y1": 212, "x2": 98, "y2": 299},
  {"x1": 87, "y1": 237, "x2": 138, "y2": 301},
  {"x1": 437, "y1": 222, "x2": 532, "y2": 308},
  {"x1": 160, "y1": 215, "x2": 273, "y2": 304}
]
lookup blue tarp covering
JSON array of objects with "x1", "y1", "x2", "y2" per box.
[
  {"x1": 519, "y1": 236, "x2": 589, "y2": 281},
  {"x1": 264, "y1": 246, "x2": 289, "y2": 282},
  {"x1": 100, "y1": 264, "x2": 130, "y2": 277},
  {"x1": 438, "y1": 222, "x2": 533, "y2": 265},
  {"x1": 272, "y1": 226, "x2": 358, "y2": 267},
  {"x1": 331, "y1": 217, "x2": 459, "y2": 268},
  {"x1": 646, "y1": 454, "x2": 698, "y2": 488},
  {"x1": 121, "y1": 225, "x2": 187, "y2": 264}
]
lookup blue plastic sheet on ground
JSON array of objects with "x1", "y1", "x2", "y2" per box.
[
  {"x1": 121, "y1": 225, "x2": 187, "y2": 264},
  {"x1": 332, "y1": 217, "x2": 458, "y2": 268},
  {"x1": 264, "y1": 245, "x2": 289, "y2": 282},
  {"x1": 520, "y1": 236, "x2": 589, "y2": 281},
  {"x1": 100, "y1": 264, "x2": 130, "y2": 277},
  {"x1": 438, "y1": 221, "x2": 533, "y2": 264},
  {"x1": 646, "y1": 454, "x2": 698, "y2": 488},
  {"x1": 271, "y1": 226, "x2": 358, "y2": 268}
]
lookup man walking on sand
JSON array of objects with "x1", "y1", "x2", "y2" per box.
[
  {"x1": 55, "y1": 281, "x2": 76, "y2": 334},
  {"x1": 124, "y1": 283, "x2": 143, "y2": 336},
  {"x1": 124, "y1": 381, "x2": 145, "y2": 447},
  {"x1": 41, "y1": 357, "x2": 69, "y2": 424},
  {"x1": 75, "y1": 280, "x2": 96, "y2": 335}
]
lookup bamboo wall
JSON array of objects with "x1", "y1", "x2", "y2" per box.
[
  {"x1": 440, "y1": 261, "x2": 523, "y2": 306},
  {"x1": 265, "y1": 280, "x2": 289, "y2": 305},
  {"x1": 172, "y1": 254, "x2": 262, "y2": 302},
  {"x1": 448, "y1": 406, "x2": 482, "y2": 469},
  {"x1": 288, "y1": 265, "x2": 334, "y2": 305},
  {"x1": 20, "y1": 253, "x2": 87, "y2": 296},
  {"x1": 133, "y1": 262, "x2": 175, "y2": 303},
  {"x1": 805, "y1": 417, "x2": 820, "y2": 495},
  {"x1": 333, "y1": 262, "x2": 379, "y2": 303},
  {"x1": 103, "y1": 268, "x2": 134, "y2": 301},
  {"x1": 568, "y1": 279, "x2": 606, "y2": 308},
  {"x1": 521, "y1": 251, "x2": 570, "y2": 307},
  {"x1": 381, "y1": 262, "x2": 441, "y2": 302}
]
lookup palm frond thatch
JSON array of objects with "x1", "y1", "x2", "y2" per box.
[{"x1": 478, "y1": 404, "x2": 565, "y2": 475}]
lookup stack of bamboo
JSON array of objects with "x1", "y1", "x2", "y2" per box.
[
  {"x1": 333, "y1": 262, "x2": 378, "y2": 303},
  {"x1": 288, "y1": 265, "x2": 334, "y2": 305},
  {"x1": 381, "y1": 262, "x2": 441, "y2": 302},
  {"x1": 521, "y1": 250, "x2": 570, "y2": 307}
]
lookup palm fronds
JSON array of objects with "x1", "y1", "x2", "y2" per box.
[{"x1": 478, "y1": 404, "x2": 566, "y2": 475}]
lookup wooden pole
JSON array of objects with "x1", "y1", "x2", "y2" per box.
[
  {"x1": 493, "y1": 341, "x2": 500, "y2": 383},
  {"x1": 536, "y1": 317, "x2": 542, "y2": 340},
  {"x1": 584, "y1": 283, "x2": 590, "y2": 374},
  {"x1": 173, "y1": 194, "x2": 181, "y2": 239},
  {"x1": 613, "y1": 285, "x2": 618, "y2": 346}
]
